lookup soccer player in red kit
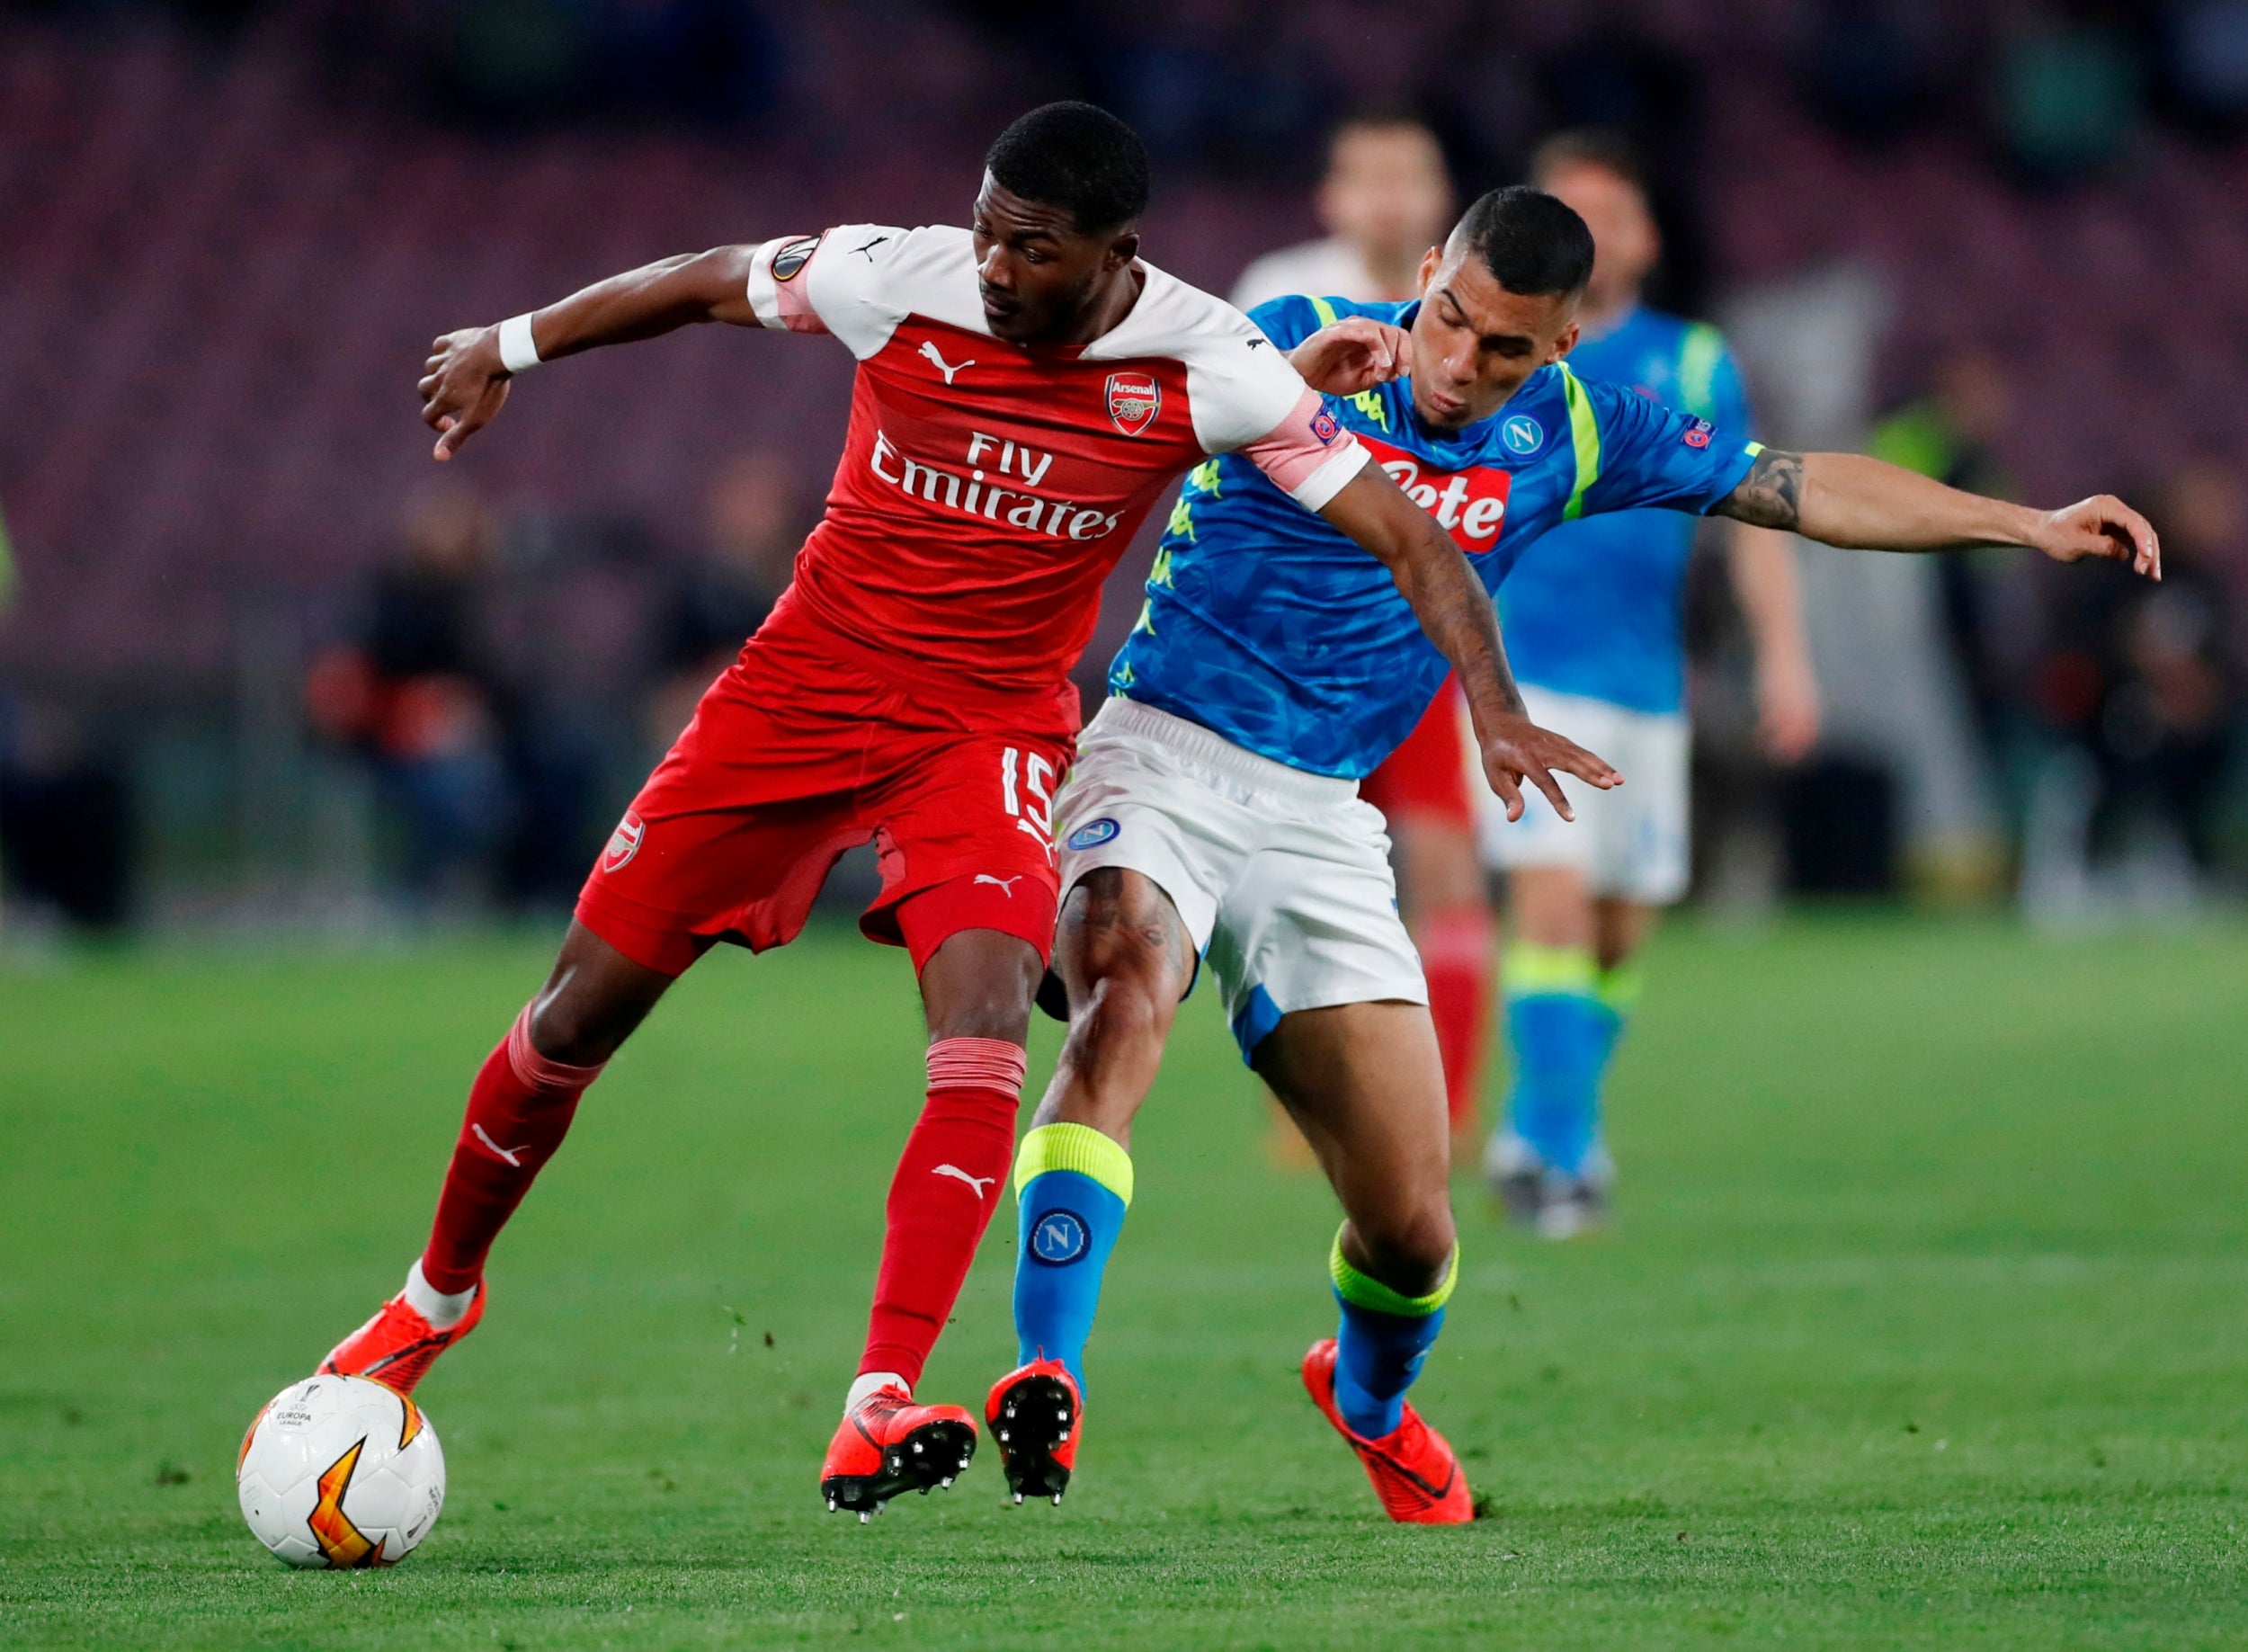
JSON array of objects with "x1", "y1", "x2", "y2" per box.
[{"x1": 314, "y1": 102, "x2": 1612, "y2": 1517}]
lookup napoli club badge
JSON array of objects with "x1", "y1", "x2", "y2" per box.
[{"x1": 1106, "y1": 371, "x2": 1161, "y2": 436}]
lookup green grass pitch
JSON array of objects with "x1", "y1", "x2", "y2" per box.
[{"x1": 2, "y1": 917, "x2": 2244, "y2": 1648}]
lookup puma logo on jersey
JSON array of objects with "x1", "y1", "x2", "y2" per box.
[
  {"x1": 974, "y1": 873, "x2": 1022, "y2": 895},
  {"x1": 470, "y1": 1124, "x2": 524, "y2": 1167},
  {"x1": 932, "y1": 1164, "x2": 996, "y2": 1198},
  {"x1": 919, "y1": 341, "x2": 974, "y2": 383}
]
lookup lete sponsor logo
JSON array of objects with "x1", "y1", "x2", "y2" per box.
[
  {"x1": 1359, "y1": 433, "x2": 1512, "y2": 549},
  {"x1": 1106, "y1": 371, "x2": 1162, "y2": 436}
]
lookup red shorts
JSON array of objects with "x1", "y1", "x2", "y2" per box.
[
  {"x1": 576, "y1": 616, "x2": 1075, "y2": 978},
  {"x1": 1360, "y1": 674, "x2": 1474, "y2": 830}
]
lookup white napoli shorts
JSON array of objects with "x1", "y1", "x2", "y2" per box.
[
  {"x1": 1476, "y1": 684, "x2": 1692, "y2": 906},
  {"x1": 1054, "y1": 697, "x2": 1426, "y2": 1064}
]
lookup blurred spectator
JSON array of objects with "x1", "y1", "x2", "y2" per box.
[
  {"x1": 1869, "y1": 349, "x2": 2029, "y2": 753},
  {"x1": 646, "y1": 451, "x2": 804, "y2": 746},
  {"x1": 0, "y1": 696, "x2": 136, "y2": 936},
  {"x1": 1230, "y1": 112, "x2": 1454, "y2": 309},
  {"x1": 305, "y1": 482, "x2": 511, "y2": 912},
  {"x1": 2157, "y1": 0, "x2": 2248, "y2": 138},
  {"x1": 1992, "y1": 8, "x2": 2145, "y2": 181},
  {"x1": 2088, "y1": 465, "x2": 2242, "y2": 878},
  {"x1": 1797, "y1": 0, "x2": 1947, "y2": 146}
]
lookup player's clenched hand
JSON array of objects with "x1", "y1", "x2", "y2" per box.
[
  {"x1": 419, "y1": 327, "x2": 512, "y2": 461},
  {"x1": 1476, "y1": 712, "x2": 1621, "y2": 825},
  {"x1": 1286, "y1": 317, "x2": 1411, "y2": 397},
  {"x1": 2031, "y1": 496, "x2": 2162, "y2": 580}
]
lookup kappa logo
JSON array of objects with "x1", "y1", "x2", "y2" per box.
[
  {"x1": 919, "y1": 340, "x2": 975, "y2": 384},
  {"x1": 1501, "y1": 414, "x2": 1545, "y2": 456},
  {"x1": 602, "y1": 810, "x2": 645, "y2": 872},
  {"x1": 974, "y1": 873, "x2": 1023, "y2": 896},
  {"x1": 932, "y1": 1164, "x2": 996, "y2": 1199},
  {"x1": 1106, "y1": 371, "x2": 1162, "y2": 436},
  {"x1": 1066, "y1": 817, "x2": 1120, "y2": 851},
  {"x1": 1029, "y1": 1208, "x2": 1090, "y2": 1265}
]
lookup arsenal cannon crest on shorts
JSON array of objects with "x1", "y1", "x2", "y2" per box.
[{"x1": 1105, "y1": 371, "x2": 1162, "y2": 436}]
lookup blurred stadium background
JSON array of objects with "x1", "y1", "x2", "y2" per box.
[{"x1": 4, "y1": 0, "x2": 2245, "y2": 943}]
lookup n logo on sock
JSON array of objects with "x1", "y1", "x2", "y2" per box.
[{"x1": 1028, "y1": 1209, "x2": 1089, "y2": 1265}]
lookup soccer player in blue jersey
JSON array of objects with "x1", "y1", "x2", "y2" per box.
[
  {"x1": 983, "y1": 186, "x2": 2160, "y2": 1523},
  {"x1": 1480, "y1": 133, "x2": 1821, "y2": 1237}
]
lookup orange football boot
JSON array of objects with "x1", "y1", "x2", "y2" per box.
[
  {"x1": 317, "y1": 1281, "x2": 485, "y2": 1396},
  {"x1": 1301, "y1": 1337, "x2": 1474, "y2": 1524},
  {"x1": 985, "y1": 1357, "x2": 1080, "y2": 1505},
  {"x1": 819, "y1": 1383, "x2": 977, "y2": 1519}
]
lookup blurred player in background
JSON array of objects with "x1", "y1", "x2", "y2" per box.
[
  {"x1": 1236, "y1": 115, "x2": 1496, "y2": 1140},
  {"x1": 1480, "y1": 133, "x2": 1822, "y2": 1237},
  {"x1": 994, "y1": 183, "x2": 2160, "y2": 1526},
  {"x1": 312, "y1": 102, "x2": 1595, "y2": 1521}
]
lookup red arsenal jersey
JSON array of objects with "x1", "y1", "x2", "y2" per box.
[{"x1": 743, "y1": 223, "x2": 1366, "y2": 704}]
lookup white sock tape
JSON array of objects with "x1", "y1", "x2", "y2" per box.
[{"x1": 496, "y1": 312, "x2": 541, "y2": 373}]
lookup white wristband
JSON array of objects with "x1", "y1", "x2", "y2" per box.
[{"x1": 496, "y1": 313, "x2": 541, "y2": 373}]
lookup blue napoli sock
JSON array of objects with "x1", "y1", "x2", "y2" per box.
[
  {"x1": 1011, "y1": 1123, "x2": 1133, "y2": 1394},
  {"x1": 1502, "y1": 942, "x2": 1605, "y2": 1175},
  {"x1": 1581, "y1": 962, "x2": 1641, "y2": 1170},
  {"x1": 1328, "y1": 1229, "x2": 1455, "y2": 1439}
]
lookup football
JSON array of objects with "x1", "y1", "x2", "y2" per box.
[{"x1": 236, "y1": 1374, "x2": 446, "y2": 1568}]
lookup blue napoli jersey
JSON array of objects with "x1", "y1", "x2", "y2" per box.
[
  {"x1": 1497, "y1": 307, "x2": 1754, "y2": 714},
  {"x1": 1107, "y1": 294, "x2": 1760, "y2": 777}
]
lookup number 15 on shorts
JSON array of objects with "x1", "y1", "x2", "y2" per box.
[{"x1": 1000, "y1": 746, "x2": 1057, "y2": 859}]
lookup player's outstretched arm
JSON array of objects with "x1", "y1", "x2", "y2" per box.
[
  {"x1": 1714, "y1": 448, "x2": 2163, "y2": 578},
  {"x1": 419, "y1": 245, "x2": 762, "y2": 460},
  {"x1": 1317, "y1": 465, "x2": 1621, "y2": 823}
]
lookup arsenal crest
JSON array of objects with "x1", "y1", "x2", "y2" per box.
[
  {"x1": 1105, "y1": 371, "x2": 1161, "y2": 437},
  {"x1": 602, "y1": 810, "x2": 645, "y2": 872}
]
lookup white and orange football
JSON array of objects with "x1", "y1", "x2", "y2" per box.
[{"x1": 236, "y1": 1373, "x2": 445, "y2": 1567}]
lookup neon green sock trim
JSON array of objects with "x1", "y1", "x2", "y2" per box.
[
  {"x1": 1596, "y1": 962, "x2": 1644, "y2": 1019},
  {"x1": 1330, "y1": 1228, "x2": 1458, "y2": 1317},
  {"x1": 1013, "y1": 1122, "x2": 1134, "y2": 1204},
  {"x1": 1506, "y1": 940, "x2": 1597, "y2": 997}
]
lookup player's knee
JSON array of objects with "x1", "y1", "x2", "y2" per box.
[
  {"x1": 1069, "y1": 966, "x2": 1171, "y2": 1057},
  {"x1": 526, "y1": 990, "x2": 630, "y2": 1068},
  {"x1": 1356, "y1": 1201, "x2": 1457, "y2": 1297}
]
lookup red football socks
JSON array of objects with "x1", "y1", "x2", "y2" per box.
[
  {"x1": 1416, "y1": 904, "x2": 1494, "y2": 1132},
  {"x1": 860, "y1": 1037, "x2": 1027, "y2": 1387},
  {"x1": 419, "y1": 1005, "x2": 605, "y2": 1295}
]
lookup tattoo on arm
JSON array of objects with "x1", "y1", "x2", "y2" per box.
[{"x1": 1717, "y1": 449, "x2": 1805, "y2": 531}]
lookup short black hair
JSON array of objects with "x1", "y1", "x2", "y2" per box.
[
  {"x1": 1529, "y1": 129, "x2": 1650, "y2": 195},
  {"x1": 1451, "y1": 185, "x2": 1594, "y2": 297},
  {"x1": 986, "y1": 102, "x2": 1150, "y2": 234}
]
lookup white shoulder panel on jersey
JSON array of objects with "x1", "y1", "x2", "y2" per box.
[
  {"x1": 750, "y1": 223, "x2": 986, "y2": 360},
  {"x1": 1088, "y1": 263, "x2": 1312, "y2": 455}
]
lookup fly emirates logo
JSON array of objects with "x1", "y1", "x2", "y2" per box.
[
  {"x1": 869, "y1": 428, "x2": 1128, "y2": 542},
  {"x1": 1360, "y1": 433, "x2": 1512, "y2": 551}
]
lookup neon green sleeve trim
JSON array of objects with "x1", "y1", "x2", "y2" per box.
[
  {"x1": 1330, "y1": 1229, "x2": 1457, "y2": 1317},
  {"x1": 1745, "y1": 441, "x2": 1765, "y2": 458},
  {"x1": 1596, "y1": 962, "x2": 1645, "y2": 1018},
  {"x1": 1560, "y1": 364, "x2": 1602, "y2": 522},
  {"x1": 1677, "y1": 323, "x2": 1725, "y2": 421},
  {"x1": 1307, "y1": 294, "x2": 1341, "y2": 328},
  {"x1": 1014, "y1": 1122, "x2": 1134, "y2": 1204},
  {"x1": 1504, "y1": 940, "x2": 1598, "y2": 996}
]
